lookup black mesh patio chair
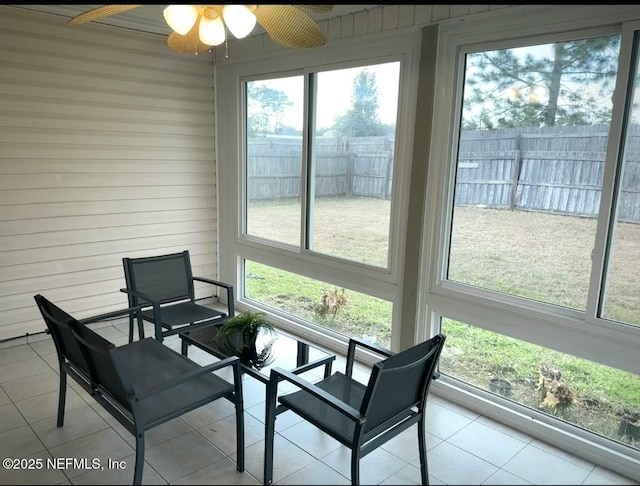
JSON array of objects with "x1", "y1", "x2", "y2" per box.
[
  {"x1": 121, "y1": 250, "x2": 234, "y2": 343},
  {"x1": 34, "y1": 294, "x2": 244, "y2": 486},
  {"x1": 264, "y1": 333, "x2": 446, "y2": 486}
]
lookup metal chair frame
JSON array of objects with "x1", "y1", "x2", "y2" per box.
[
  {"x1": 121, "y1": 250, "x2": 234, "y2": 342},
  {"x1": 264, "y1": 334, "x2": 446, "y2": 485},
  {"x1": 34, "y1": 294, "x2": 245, "y2": 485}
]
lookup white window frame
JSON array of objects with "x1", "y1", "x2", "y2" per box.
[
  {"x1": 216, "y1": 30, "x2": 421, "y2": 351},
  {"x1": 418, "y1": 8, "x2": 640, "y2": 479},
  {"x1": 420, "y1": 5, "x2": 640, "y2": 377}
]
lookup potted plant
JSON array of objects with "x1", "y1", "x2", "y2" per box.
[{"x1": 214, "y1": 311, "x2": 276, "y2": 368}]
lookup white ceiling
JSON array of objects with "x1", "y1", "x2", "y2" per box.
[{"x1": 13, "y1": 4, "x2": 383, "y2": 37}]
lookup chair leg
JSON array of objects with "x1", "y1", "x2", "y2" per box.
[
  {"x1": 56, "y1": 369, "x2": 67, "y2": 427},
  {"x1": 351, "y1": 449, "x2": 360, "y2": 486},
  {"x1": 133, "y1": 432, "x2": 145, "y2": 485},
  {"x1": 418, "y1": 416, "x2": 429, "y2": 485},
  {"x1": 232, "y1": 360, "x2": 245, "y2": 473},
  {"x1": 136, "y1": 313, "x2": 145, "y2": 341},
  {"x1": 263, "y1": 378, "x2": 278, "y2": 485},
  {"x1": 235, "y1": 400, "x2": 244, "y2": 472},
  {"x1": 154, "y1": 322, "x2": 163, "y2": 342},
  {"x1": 128, "y1": 312, "x2": 134, "y2": 344}
]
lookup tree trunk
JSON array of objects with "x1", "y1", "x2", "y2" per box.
[{"x1": 545, "y1": 43, "x2": 565, "y2": 127}]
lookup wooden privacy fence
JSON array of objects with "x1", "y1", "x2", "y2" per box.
[
  {"x1": 454, "y1": 150, "x2": 611, "y2": 217},
  {"x1": 246, "y1": 136, "x2": 394, "y2": 200},
  {"x1": 245, "y1": 127, "x2": 640, "y2": 223},
  {"x1": 455, "y1": 126, "x2": 640, "y2": 223}
]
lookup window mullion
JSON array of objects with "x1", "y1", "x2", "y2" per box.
[
  {"x1": 438, "y1": 50, "x2": 468, "y2": 288},
  {"x1": 586, "y1": 23, "x2": 638, "y2": 323},
  {"x1": 301, "y1": 72, "x2": 314, "y2": 252}
]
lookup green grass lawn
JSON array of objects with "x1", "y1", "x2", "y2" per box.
[
  {"x1": 246, "y1": 197, "x2": 640, "y2": 449},
  {"x1": 441, "y1": 319, "x2": 640, "y2": 449},
  {"x1": 245, "y1": 260, "x2": 393, "y2": 347}
]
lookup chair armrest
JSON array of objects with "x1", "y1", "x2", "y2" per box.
[
  {"x1": 345, "y1": 337, "x2": 394, "y2": 377},
  {"x1": 192, "y1": 277, "x2": 235, "y2": 317},
  {"x1": 135, "y1": 355, "x2": 241, "y2": 401},
  {"x1": 79, "y1": 305, "x2": 145, "y2": 325},
  {"x1": 120, "y1": 287, "x2": 157, "y2": 305},
  {"x1": 193, "y1": 276, "x2": 233, "y2": 290},
  {"x1": 271, "y1": 367, "x2": 364, "y2": 423},
  {"x1": 120, "y1": 289, "x2": 179, "y2": 307},
  {"x1": 348, "y1": 336, "x2": 394, "y2": 357}
]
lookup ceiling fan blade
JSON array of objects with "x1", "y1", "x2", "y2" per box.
[
  {"x1": 167, "y1": 16, "x2": 210, "y2": 56},
  {"x1": 255, "y1": 5, "x2": 327, "y2": 49},
  {"x1": 296, "y1": 5, "x2": 334, "y2": 14},
  {"x1": 68, "y1": 5, "x2": 144, "y2": 26}
]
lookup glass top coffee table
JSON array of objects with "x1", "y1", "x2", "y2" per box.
[{"x1": 179, "y1": 322, "x2": 336, "y2": 385}]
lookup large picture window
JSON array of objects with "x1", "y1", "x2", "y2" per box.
[
  {"x1": 447, "y1": 35, "x2": 621, "y2": 312},
  {"x1": 424, "y1": 16, "x2": 640, "y2": 474},
  {"x1": 217, "y1": 32, "x2": 419, "y2": 350},
  {"x1": 244, "y1": 63, "x2": 400, "y2": 268},
  {"x1": 241, "y1": 62, "x2": 401, "y2": 343}
]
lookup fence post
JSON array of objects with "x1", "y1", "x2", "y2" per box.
[
  {"x1": 347, "y1": 153, "x2": 354, "y2": 197},
  {"x1": 384, "y1": 152, "x2": 393, "y2": 199},
  {"x1": 510, "y1": 135, "x2": 522, "y2": 210}
]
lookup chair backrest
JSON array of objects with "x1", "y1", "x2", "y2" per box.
[
  {"x1": 34, "y1": 294, "x2": 133, "y2": 411},
  {"x1": 34, "y1": 294, "x2": 90, "y2": 376},
  {"x1": 361, "y1": 333, "x2": 446, "y2": 433},
  {"x1": 71, "y1": 320, "x2": 134, "y2": 411},
  {"x1": 122, "y1": 250, "x2": 195, "y2": 305}
]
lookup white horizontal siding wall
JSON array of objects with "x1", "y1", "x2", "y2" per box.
[
  {"x1": 0, "y1": 6, "x2": 217, "y2": 340},
  {"x1": 216, "y1": 4, "x2": 515, "y2": 61}
]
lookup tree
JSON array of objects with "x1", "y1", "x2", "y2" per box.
[
  {"x1": 462, "y1": 36, "x2": 620, "y2": 129},
  {"x1": 333, "y1": 69, "x2": 387, "y2": 136},
  {"x1": 247, "y1": 84, "x2": 293, "y2": 135}
]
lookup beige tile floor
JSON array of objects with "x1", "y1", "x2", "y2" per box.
[{"x1": 0, "y1": 317, "x2": 638, "y2": 485}]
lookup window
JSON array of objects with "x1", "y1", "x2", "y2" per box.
[
  {"x1": 440, "y1": 318, "x2": 640, "y2": 452},
  {"x1": 240, "y1": 62, "x2": 400, "y2": 343},
  {"x1": 429, "y1": 26, "x2": 640, "y2": 340},
  {"x1": 245, "y1": 76, "x2": 303, "y2": 247},
  {"x1": 217, "y1": 32, "x2": 420, "y2": 349},
  {"x1": 309, "y1": 63, "x2": 400, "y2": 267},
  {"x1": 244, "y1": 63, "x2": 400, "y2": 267},
  {"x1": 244, "y1": 259, "x2": 393, "y2": 348},
  {"x1": 423, "y1": 12, "x2": 640, "y2": 473},
  {"x1": 601, "y1": 31, "x2": 640, "y2": 327},
  {"x1": 447, "y1": 36, "x2": 620, "y2": 312}
]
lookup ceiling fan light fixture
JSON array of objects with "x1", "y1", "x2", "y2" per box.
[
  {"x1": 222, "y1": 5, "x2": 257, "y2": 39},
  {"x1": 67, "y1": 4, "x2": 333, "y2": 55},
  {"x1": 163, "y1": 4, "x2": 199, "y2": 36},
  {"x1": 199, "y1": 10, "x2": 226, "y2": 47}
]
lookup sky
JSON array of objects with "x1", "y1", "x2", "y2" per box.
[{"x1": 250, "y1": 61, "x2": 401, "y2": 131}]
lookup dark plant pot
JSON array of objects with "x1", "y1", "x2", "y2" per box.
[
  {"x1": 489, "y1": 377, "x2": 512, "y2": 397},
  {"x1": 239, "y1": 343, "x2": 258, "y2": 367},
  {"x1": 213, "y1": 327, "x2": 275, "y2": 369},
  {"x1": 237, "y1": 339, "x2": 275, "y2": 370}
]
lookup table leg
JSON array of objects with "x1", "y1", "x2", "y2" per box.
[{"x1": 296, "y1": 341, "x2": 310, "y2": 367}]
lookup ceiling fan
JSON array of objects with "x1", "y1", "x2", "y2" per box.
[{"x1": 67, "y1": 4, "x2": 334, "y2": 55}]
